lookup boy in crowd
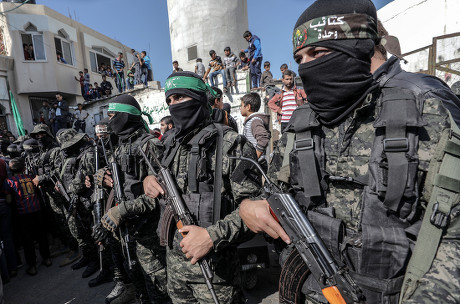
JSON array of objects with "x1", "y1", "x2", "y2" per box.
[
  {"x1": 93, "y1": 82, "x2": 103, "y2": 98},
  {"x1": 223, "y1": 47, "x2": 238, "y2": 89},
  {"x1": 83, "y1": 68, "x2": 90, "y2": 97},
  {"x1": 240, "y1": 92, "x2": 271, "y2": 172},
  {"x1": 268, "y1": 69, "x2": 306, "y2": 131},
  {"x1": 126, "y1": 70, "x2": 135, "y2": 90},
  {"x1": 172, "y1": 60, "x2": 183, "y2": 73},
  {"x1": 74, "y1": 71, "x2": 85, "y2": 100},
  {"x1": 86, "y1": 84, "x2": 99, "y2": 100},
  {"x1": 5, "y1": 158, "x2": 51, "y2": 276},
  {"x1": 100, "y1": 75, "x2": 113, "y2": 96},
  {"x1": 279, "y1": 63, "x2": 296, "y2": 78},
  {"x1": 195, "y1": 58, "x2": 206, "y2": 78},
  {"x1": 238, "y1": 52, "x2": 250, "y2": 70},
  {"x1": 203, "y1": 50, "x2": 228, "y2": 91},
  {"x1": 260, "y1": 61, "x2": 274, "y2": 88}
]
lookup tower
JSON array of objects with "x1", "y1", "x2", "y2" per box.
[{"x1": 167, "y1": 0, "x2": 249, "y2": 73}]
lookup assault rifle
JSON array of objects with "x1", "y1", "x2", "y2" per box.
[
  {"x1": 138, "y1": 145, "x2": 220, "y2": 304},
  {"x1": 24, "y1": 155, "x2": 46, "y2": 204},
  {"x1": 106, "y1": 139, "x2": 136, "y2": 270},
  {"x1": 93, "y1": 140, "x2": 105, "y2": 271},
  {"x1": 50, "y1": 174, "x2": 78, "y2": 222},
  {"x1": 229, "y1": 155, "x2": 364, "y2": 304}
]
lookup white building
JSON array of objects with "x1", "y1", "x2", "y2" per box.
[
  {"x1": 167, "y1": 0, "x2": 249, "y2": 73},
  {"x1": 0, "y1": 1, "x2": 142, "y2": 135}
]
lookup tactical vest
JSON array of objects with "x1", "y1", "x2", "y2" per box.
[
  {"x1": 280, "y1": 87, "x2": 459, "y2": 303},
  {"x1": 159, "y1": 123, "x2": 235, "y2": 247}
]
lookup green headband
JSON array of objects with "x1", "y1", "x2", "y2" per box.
[
  {"x1": 164, "y1": 76, "x2": 219, "y2": 98},
  {"x1": 107, "y1": 102, "x2": 154, "y2": 130},
  {"x1": 292, "y1": 13, "x2": 378, "y2": 53}
]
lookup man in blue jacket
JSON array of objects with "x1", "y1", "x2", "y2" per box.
[{"x1": 242, "y1": 31, "x2": 263, "y2": 89}]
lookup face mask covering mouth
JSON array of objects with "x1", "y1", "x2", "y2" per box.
[
  {"x1": 298, "y1": 50, "x2": 378, "y2": 126},
  {"x1": 169, "y1": 99, "x2": 210, "y2": 140}
]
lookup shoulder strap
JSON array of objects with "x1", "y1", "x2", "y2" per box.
[
  {"x1": 286, "y1": 104, "x2": 322, "y2": 197},
  {"x1": 213, "y1": 124, "x2": 224, "y2": 223},
  {"x1": 400, "y1": 112, "x2": 460, "y2": 302},
  {"x1": 187, "y1": 124, "x2": 219, "y2": 193},
  {"x1": 375, "y1": 87, "x2": 427, "y2": 212}
]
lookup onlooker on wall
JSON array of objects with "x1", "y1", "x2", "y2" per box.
[
  {"x1": 100, "y1": 75, "x2": 113, "y2": 96},
  {"x1": 85, "y1": 84, "x2": 99, "y2": 100},
  {"x1": 242, "y1": 31, "x2": 263, "y2": 89},
  {"x1": 126, "y1": 70, "x2": 135, "y2": 90},
  {"x1": 268, "y1": 70, "x2": 307, "y2": 132},
  {"x1": 39, "y1": 101, "x2": 50, "y2": 126},
  {"x1": 260, "y1": 61, "x2": 274, "y2": 88},
  {"x1": 93, "y1": 82, "x2": 103, "y2": 98},
  {"x1": 113, "y1": 52, "x2": 125, "y2": 93},
  {"x1": 172, "y1": 60, "x2": 183, "y2": 73},
  {"x1": 74, "y1": 103, "x2": 89, "y2": 133},
  {"x1": 223, "y1": 47, "x2": 238, "y2": 89},
  {"x1": 203, "y1": 50, "x2": 227, "y2": 91},
  {"x1": 195, "y1": 58, "x2": 206, "y2": 78},
  {"x1": 83, "y1": 68, "x2": 90, "y2": 98},
  {"x1": 140, "y1": 51, "x2": 151, "y2": 86},
  {"x1": 130, "y1": 49, "x2": 142, "y2": 85},
  {"x1": 74, "y1": 71, "x2": 85, "y2": 100},
  {"x1": 237, "y1": 52, "x2": 250, "y2": 70}
]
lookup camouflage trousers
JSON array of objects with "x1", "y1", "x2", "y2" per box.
[
  {"x1": 166, "y1": 231, "x2": 242, "y2": 304},
  {"x1": 46, "y1": 192, "x2": 78, "y2": 251},
  {"x1": 135, "y1": 223, "x2": 170, "y2": 303},
  {"x1": 65, "y1": 200, "x2": 98, "y2": 259},
  {"x1": 404, "y1": 240, "x2": 460, "y2": 303}
]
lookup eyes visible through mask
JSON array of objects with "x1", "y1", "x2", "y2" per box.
[
  {"x1": 166, "y1": 94, "x2": 192, "y2": 106},
  {"x1": 294, "y1": 46, "x2": 334, "y2": 64}
]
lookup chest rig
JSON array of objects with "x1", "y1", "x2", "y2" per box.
[{"x1": 282, "y1": 87, "x2": 429, "y2": 303}]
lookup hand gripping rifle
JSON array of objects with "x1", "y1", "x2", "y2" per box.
[
  {"x1": 229, "y1": 155, "x2": 364, "y2": 304},
  {"x1": 138, "y1": 145, "x2": 220, "y2": 304},
  {"x1": 106, "y1": 138, "x2": 136, "y2": 270},
  {"x1": 50, "y1": 174, "x2": 78, "y2": 222}
]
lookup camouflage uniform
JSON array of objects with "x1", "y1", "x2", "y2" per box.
[
  {"x1": 120, "y1": 126, "x2": 262, "y2": 303},
  {"x1": 269, "y1": 56, "x2": 460, "y2": 303},
  {"x1": 107, "y1": 129, "x2": 170, "y2": 303},
  {"x1": 56, "y1": 129, "x2": 98, "y2": 265},
  {"x1": 31, "y1": 125, "x2": 78, "y2": 252}
]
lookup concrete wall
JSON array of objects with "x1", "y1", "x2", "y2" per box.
[
  {"x1": 378, "y1": 0, "x2": 460, "y2": 53},
  {"x1": 167, "y1": 0, "x2": 248, "y2": 72}
]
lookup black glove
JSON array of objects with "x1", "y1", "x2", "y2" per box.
[{"x1": 92, "y1": 222, "x2": 109, "y2": 246}]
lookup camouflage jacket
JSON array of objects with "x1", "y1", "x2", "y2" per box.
[
  {"x1": 120, "y1": 124, "x2": 262, "y2": 252},
  {"x1": 36, "y1": 144, "x2": 62, "y2": 190}
]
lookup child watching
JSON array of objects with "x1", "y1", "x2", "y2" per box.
[
  {"x1": 223, "y1": 47, "x2": 238, "y2": 89},
  {"x1": 240, "y1": 92, "x2": 271, "y2": 172},
  {"x1": 5, "y1": 158, "x2": 51, "y2": 276},
  {"x1": 261, "y1": 61, "x2": 274, "y2": 88},
  {"x1": 126, "y1": 70, "x2": 135, "y2": 90},
  {"x1": 195, "y1": 58, "x2": 206, "y2": 78},
  {"x1": 238, "y1": 52, "x2": 250, "y2": 70}
]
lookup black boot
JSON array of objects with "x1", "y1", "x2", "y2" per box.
[
  {"x1": 88, "y1": 269, "x2": 113, "y2": 287},
  {"x1": 105, "y1": 281, "x2": 136, "y2": 304},
  {"x1": 71, "y1": 256, "x2": 90, "y2": 270},
  {"x1": 82, "y1": 260, "x2": 99, "y2": 278}
]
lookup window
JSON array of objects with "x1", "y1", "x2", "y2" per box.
[
  {"x1": 54, "y1": 36, "x2": 74, "y2": 65},
  {"x1": 21, "y1": 33, "x2": 46, "y2": 61},
  {"x1": 89, "y1": 47, "x2": 115, "y2": 73},
  {"x1": 187, "y1": 45, "x2": 197, "y2": 61}
]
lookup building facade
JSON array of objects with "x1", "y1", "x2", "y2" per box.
[{"x1": 0, "y1": 2, "x2": 141, "y2": 135}]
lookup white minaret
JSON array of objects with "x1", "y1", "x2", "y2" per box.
[{"x1": 167, "y1": 0, "x2": 249, "y2": 73}]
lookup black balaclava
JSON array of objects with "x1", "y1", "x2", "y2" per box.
[
  {"x1": 164, "y1": 72, "x2": 211, "y2": 142},
  {"x1": 294, "y1": 0, "x2": 380, "y2": 127},
  {"x1": 107, "y1": 95, "x2": 145, "y2": 139},
  {"x1": 38, "y1": 135, "x2": 53, "y2": 148}
]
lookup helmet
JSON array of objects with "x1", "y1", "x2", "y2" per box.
[
  {"x1": 30, "y1": 124, "x2": 54, "y2": 139},
  {"x1": 23, "y1": 138, "x2": 39, "y2": 153}
]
